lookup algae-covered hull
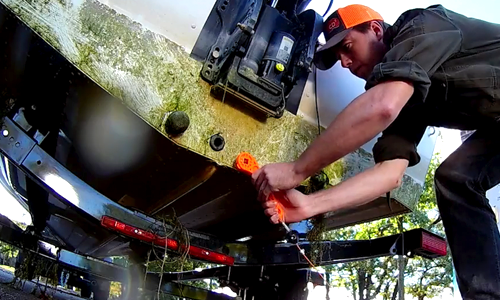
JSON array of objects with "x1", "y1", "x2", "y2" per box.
[{"x1": 0, "y1": 0, "x2": 434, "y2": 240}]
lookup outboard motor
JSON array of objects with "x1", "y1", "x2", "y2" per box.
[{"x1": 191, "y1": 0, "x2": 323, "y2": 118}]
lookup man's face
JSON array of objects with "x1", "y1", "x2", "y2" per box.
[{"x1": 333, "y1": 22, "x2": 386, "y2": 80}]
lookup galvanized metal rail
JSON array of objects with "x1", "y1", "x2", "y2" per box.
[{"x1": 0, "y1": 115, "x2": 235, "y2": 262}]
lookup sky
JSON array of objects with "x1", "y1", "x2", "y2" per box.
[
  {"x1": 0, "y1": 0, "x2": 499, "y2": 299},
  {"x1": 0, "y1": 183, "x2": 31, "y2": 225}
]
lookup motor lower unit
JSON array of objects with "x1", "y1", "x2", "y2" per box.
[{"x1": 191, "y1": 0, "x2": 323, "y2": 118}]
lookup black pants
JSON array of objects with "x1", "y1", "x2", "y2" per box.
[{"x1": 435, "y1": 128, "x2": 500, "y2": 299}]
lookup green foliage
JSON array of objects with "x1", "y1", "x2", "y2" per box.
[
  {"x1": 13, "y1": 221, "x2": 28, "y2": 230},
  {"x1": 325, "y1": 155, "x2": 453, "y2": 300},
  {"x1": 109, "y1": 281, "x2": 122, "y2": 299},
  {"x1": 405, "y1": 255, "x2": 453, "y2": 300},
  {"x1": 0, "y1": 241, "x2": 19, "y2": 260},
  {"x1": 112, "y1": 256, "x2": 129, "y2": 268}
]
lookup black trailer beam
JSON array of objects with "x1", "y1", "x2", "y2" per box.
[
  {"x1": 151, "y1": 266, "x2": 230, "y2": 282},
  {"x1": 144, "y1": 274, "x2": 235, "y2": 300},
  {"x1": 240, "y1": 228, "x2": 445, "y2": 267}
]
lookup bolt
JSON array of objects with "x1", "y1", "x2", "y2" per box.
[
  {"x1": 164, "y1": 111, "x2": 190, "y2": 136},
  {"x1": 191, "y1": 24, "x2": 196, "y2": 29},
  {"x1": 9, "y1": 137, "x2": 14, "y2": 142},
  {"x1": 15, "y1": 142, "x2": 20, "y2": 147},
  {"x1": 31, "y1": 105, "x2": 36, "y2": 110},
  {"x1": 212, "y1": 50, "x2": 220, "y2": 59}
]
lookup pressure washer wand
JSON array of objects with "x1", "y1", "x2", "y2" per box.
[{"x1": 280, "y1": 220, "x2": 291, "y2": 232}]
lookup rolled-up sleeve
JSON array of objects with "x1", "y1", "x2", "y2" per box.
[
  {"x1": 366, "y1": 10, "x2": 462, "y2": 104},
  {"x1": 372, "y1": 107, "x2": 428, "y2": 167}
]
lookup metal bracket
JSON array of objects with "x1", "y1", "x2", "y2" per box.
[
  {"x1": 12, "y1": 107, "x2": 49, "y2": 144},
  {"x1": 0, "y1": 117, "x2": 36, "y2": 164},
  {"x1": 390, "y1": 234, "x2": 402, "y2": 255},
  {"x1": 33, "y1": 130, "x2": 49, "y2": 144},
  {"x1": 12, "y1": 108, "x2": 32, "y2": 132}
]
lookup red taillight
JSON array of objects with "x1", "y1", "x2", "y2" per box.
[
  {"x1": 188, "y1": 245, "x2": 235, "y2": 265},
  {"x1": 422, "y1": 232, "x2": 447, "y2": 256},
  {"x1": 154, "y1": 236, "x2": 179, "y2": 251},
  {"x1": 101, "y1": 216, "x2": 234, "y2": 265},
  {"x1": 101, "y1": 216, "x2": 117, "y2": 228},
  {"x1": 101, "y1": 216, "x2": 155, "y2": 243}
]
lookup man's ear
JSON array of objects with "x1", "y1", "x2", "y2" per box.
[{"x1": 371, "y1": 21, "x2": 384, "y2": 41}]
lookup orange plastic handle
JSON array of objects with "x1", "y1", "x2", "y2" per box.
[
  {"x1": 235, "y1": 152, "x2": 285, "y2": 222},
  {"x1": 234, "y1": 152, "x2": 260, "y2": 176}
]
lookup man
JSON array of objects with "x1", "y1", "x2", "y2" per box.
[{"x1": 252, "y1": 4, "x2": 500, "y2": 299}]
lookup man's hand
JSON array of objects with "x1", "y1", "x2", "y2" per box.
[
  {"x1": 251, "y1": 162, "x2": 305, "y2": 202},
  {"x1": 261, "y1": 189, "x2": 312, "y2": 224}
]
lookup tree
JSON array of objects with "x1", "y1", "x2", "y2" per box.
[
  {"x1": 325, "y1": 218, "x2": 401, "y2": 300},
  {"x1": 0, "y1": 241, "x2": 18, "y2": 261},
  {"x1": 324, "y1": 155, "x2": 453, "y2": 300},
  {"x1": 404, "y1": 155, "x2": 453, "y2": 299},
  {"x1": 13, "y1": 220, "x2": 28, "y2": 230},
  {"x1": 405, "y1": 255, "x2": 453, "y2": 300}
]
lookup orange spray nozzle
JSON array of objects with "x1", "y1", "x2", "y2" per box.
[
  {"x1": 235, "y1": 152, "x2": 286, "y2": 222},
  {"x1": 234, "y1": 152, "x2": 260, "y2": 176}
]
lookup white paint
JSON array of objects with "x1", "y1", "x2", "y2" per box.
[{"x1": 96, "y1": 0, "x2": 216, "y2": 53}]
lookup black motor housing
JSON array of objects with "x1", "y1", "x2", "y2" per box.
[
  {"x1": 261, "y1": 31, "x2": 296, "y2": 86},
  {"x1": 191, "y1": 0, "x2": 323, "y2": 118}
]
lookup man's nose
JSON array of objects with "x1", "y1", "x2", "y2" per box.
[{"x1": 340, "y1": 53, "x2": 352, "y2": 68}]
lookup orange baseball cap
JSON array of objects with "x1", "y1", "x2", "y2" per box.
[{"x1": 314, "y1": 4, "x2": 384, "y2": 70}]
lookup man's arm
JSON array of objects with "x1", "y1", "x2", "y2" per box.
[
  {"x1": 307, "y1": 159, "x2": 408, "y2": 216},
  {"x1": 293, "y1": 80, "x2": 414, "y2": 178},
  {"x1": 252, "y1": 80, "x2": 414, "y2": 199},
  {"x1": 263, "y1": 158, "x2": 409, "y2": 224}
]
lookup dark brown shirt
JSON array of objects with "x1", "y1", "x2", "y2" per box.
[{"x1": 366, "y1": 5, "x2": 500, "y2": 166}]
